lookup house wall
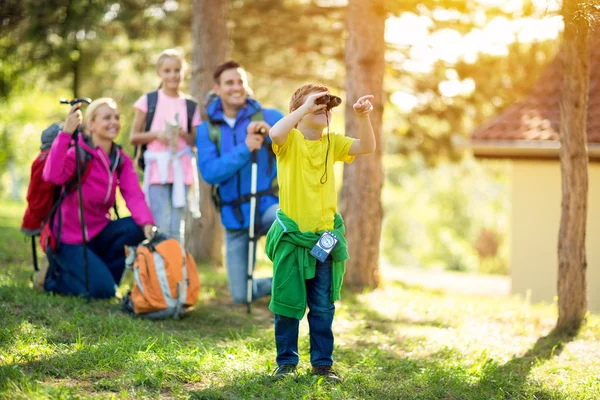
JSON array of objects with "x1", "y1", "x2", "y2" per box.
[{"x1": 511, "y1": 161, "x2": 600, "y2": 313}]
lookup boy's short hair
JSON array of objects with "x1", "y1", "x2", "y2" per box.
[
  {"x1": 213, "y1": 60, "x2": 243, "y2": 83},
  {"x1": 289, "y1": 83, "x2": 329, "y2": 113}
]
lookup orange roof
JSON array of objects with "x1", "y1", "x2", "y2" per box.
[{"x1": 471, "y1": 32, "x2": 600, "y2": 145}]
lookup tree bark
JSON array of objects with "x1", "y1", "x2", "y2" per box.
[
  {"x1": 340, "y1": 0, "x2": 386, "y2": 289},
  {"x1": 186, "y1": 0, "x2": 231, "y2": 264},
  {"x1": 557, "y1": 0, "x2": 590, "y2": 333}
]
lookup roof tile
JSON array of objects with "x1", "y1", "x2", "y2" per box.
[{"x1": 472, "y1": 31, "x2": 600, "y2": 143}]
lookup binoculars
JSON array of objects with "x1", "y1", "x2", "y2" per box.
[{"x1": 315, "y1": 94, "x2": 342, "y2": 110}]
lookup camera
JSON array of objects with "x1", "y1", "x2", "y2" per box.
[
  {"x1": 310, "y1": 231, "x2": 339, "y2": 262},
  {"x1": 315, "y1": 94, "x2": 342, "y2": 110}
]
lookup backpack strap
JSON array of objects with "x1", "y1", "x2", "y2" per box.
[
  {"x1": 145, "y1": 91, "x2": 159, "y2": 132},
  {"x1": 134, "y1": 91, "x2": 159, "y2": 171},
  {"x1": 185, "y1": 98, "x2": 197, "y2": 134},
  {"x1": 250, "y1": 109, "x2": 264, "y2": 123},
  {"x1": 207, "y1": 121, "x2": 221, "y2": 157},
  {"x1": 113, "y1": 155, "x2": 124, "y2": 220},
  {"x1": 207, "y1": 109, "x2": 264, "y2": 157}
]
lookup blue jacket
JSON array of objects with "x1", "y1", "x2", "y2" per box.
[{"x1": 196, "y1": 97, "x2": 284, "y2": 230}]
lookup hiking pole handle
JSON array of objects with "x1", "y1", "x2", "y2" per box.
[
  {"x1": 251, "y1": 128, "x2": 266, "y2": 160},
  {"x1": 60, "y1": 97, "x2": 92, "y2": 106}
]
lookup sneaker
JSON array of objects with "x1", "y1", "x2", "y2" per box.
[
  {"x1": 273, "y1": 364, "x2": 297, "y2": 380},
  {"x1": 311, "y1": 365, "x2": 341, "y2": 383}
]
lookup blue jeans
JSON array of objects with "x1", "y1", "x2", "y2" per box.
[
  {"x1": 225, "y1": 203, "x2": 278, "y2": 304},
  {"x1": 148, "y1": 184, "x2": 187, "y2": 242},
  {"x1": 274, "y1": 257, "x2": 335, "y2": 367},
  {"x1": 45, "y1": 217, "x2": 145, "y2": 299}
]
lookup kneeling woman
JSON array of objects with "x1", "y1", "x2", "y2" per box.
[{"x1": 43, "y1": 98, "x2": 155, "y2": 299}]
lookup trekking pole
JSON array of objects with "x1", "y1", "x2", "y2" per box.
[
  {"x1": 74, "y1": 128, "x2": 91, "y2": 301},
  {"x1": 246, "y1": 127, "x2": 266, "y2": 314},
  {"x1": 247, "y1": 150, "x2": 258, "y2": 314},
  {"x1": 31, "y1": 236, "x2": 39, "y2": 272},
  {"x1": 60, "y1": 97, "x2": 92, "y2": 301}
]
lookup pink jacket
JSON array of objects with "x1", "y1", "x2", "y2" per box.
[{"x1": 43, "y1": 131, "x2": 155, "y2": 245}]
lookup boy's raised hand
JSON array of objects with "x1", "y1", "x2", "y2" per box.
[
  {"x1": 353, "y1": 95, "x2": 374, "y2": 116},
  {"x1": 302, "y1": 91, "x2": 329, "y2": 114}
]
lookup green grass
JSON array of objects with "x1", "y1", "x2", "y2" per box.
[{"x1": 1, "y1": 200, "x2": 599, "y2": 399}]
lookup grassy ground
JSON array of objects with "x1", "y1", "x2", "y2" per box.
[{"x1": 1, "y1": 199, "x2": 599, "y2": 399}]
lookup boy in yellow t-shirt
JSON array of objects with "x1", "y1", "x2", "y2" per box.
[{"x1": 268, "y1": 83, "x2": 375, "y2": 381}]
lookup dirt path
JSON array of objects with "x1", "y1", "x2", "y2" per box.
[{"x1": 381, "y1": 261, "x2": 510, "y2": 297}]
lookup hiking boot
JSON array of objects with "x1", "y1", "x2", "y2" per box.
[
  {"x1": 273, "y1": 364, "x2": 297, "y2": 380},
  {"x1": 311, "y1": 365, "x2": 341, "y2": 383}
]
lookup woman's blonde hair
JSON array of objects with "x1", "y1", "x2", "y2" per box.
[
  {"x1": 156, "y1": 48, "x2": 187, "y2": 72},
  {"x1": 83, "y1": 98, "x2": 118, "y2": 134}
]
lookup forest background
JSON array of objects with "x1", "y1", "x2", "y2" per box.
[{"x1": 0, "y1": 0, "x2": 565, "y2": 276}]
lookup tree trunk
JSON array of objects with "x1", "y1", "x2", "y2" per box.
[
  {"x1": 340, "y1": 0, "x2": 386, "y2": 290},
  {"x1": 72, "y1": 44, "x2": 80, "y2": 98},
  {"x1": 185, "y1": 0, "x2": 231, "y2": 264},
  {"x1": 556, "y1": 0, "x2": 591, "y2": 333}
]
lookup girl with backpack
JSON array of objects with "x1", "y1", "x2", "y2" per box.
[
  {"x1": 42, "y1": 98, "x2": 156, "y2": 299},
  {"x1": 130, "y1": 48, "x2": 201, "y2": 243}
]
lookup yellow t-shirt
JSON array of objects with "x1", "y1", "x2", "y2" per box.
[{"x1": 273, "y1": 128, "x2": 355, "y2": 233}]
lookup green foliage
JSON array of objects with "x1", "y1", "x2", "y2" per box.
[
  {"x1": 1, "y1": 0, "x2": 564, "y2": 165},
  {"x1": 382, "y1": 154, "x2": 510, "y2": 274},
  {"x1": 0, "y1": 0, "x2": 183, "y2": 99},
  {"x1": 0, "y1": 86, "x2": 71, "y2": 198}
]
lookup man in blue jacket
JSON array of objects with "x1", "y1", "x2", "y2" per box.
[{"x1": 196, "y1": 60, "x2": 284, "y2": 305}]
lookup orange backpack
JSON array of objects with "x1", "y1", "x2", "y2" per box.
[{"x1": 122, "y1": 234, "x2": 200, "y2": 319}]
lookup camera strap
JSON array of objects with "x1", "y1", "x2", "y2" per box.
[{"x1": 319, "y1": 113, "x2": 331, "y2": 184}]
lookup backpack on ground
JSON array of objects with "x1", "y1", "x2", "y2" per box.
[
  {"x1": 133, "y1": 90, "x2": 198, "y2": 170},
  {"x1": 121, "y1": 232, "x2": 200, "y2": 319}
]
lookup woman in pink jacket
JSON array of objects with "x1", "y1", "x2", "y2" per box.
[{"x1": 43, "y1": 98, "x2": 155, "y2": 299}]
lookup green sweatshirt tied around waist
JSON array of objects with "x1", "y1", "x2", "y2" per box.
[{"x1": 265, "y1": 209, "x2": 349, "y2": 320}]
